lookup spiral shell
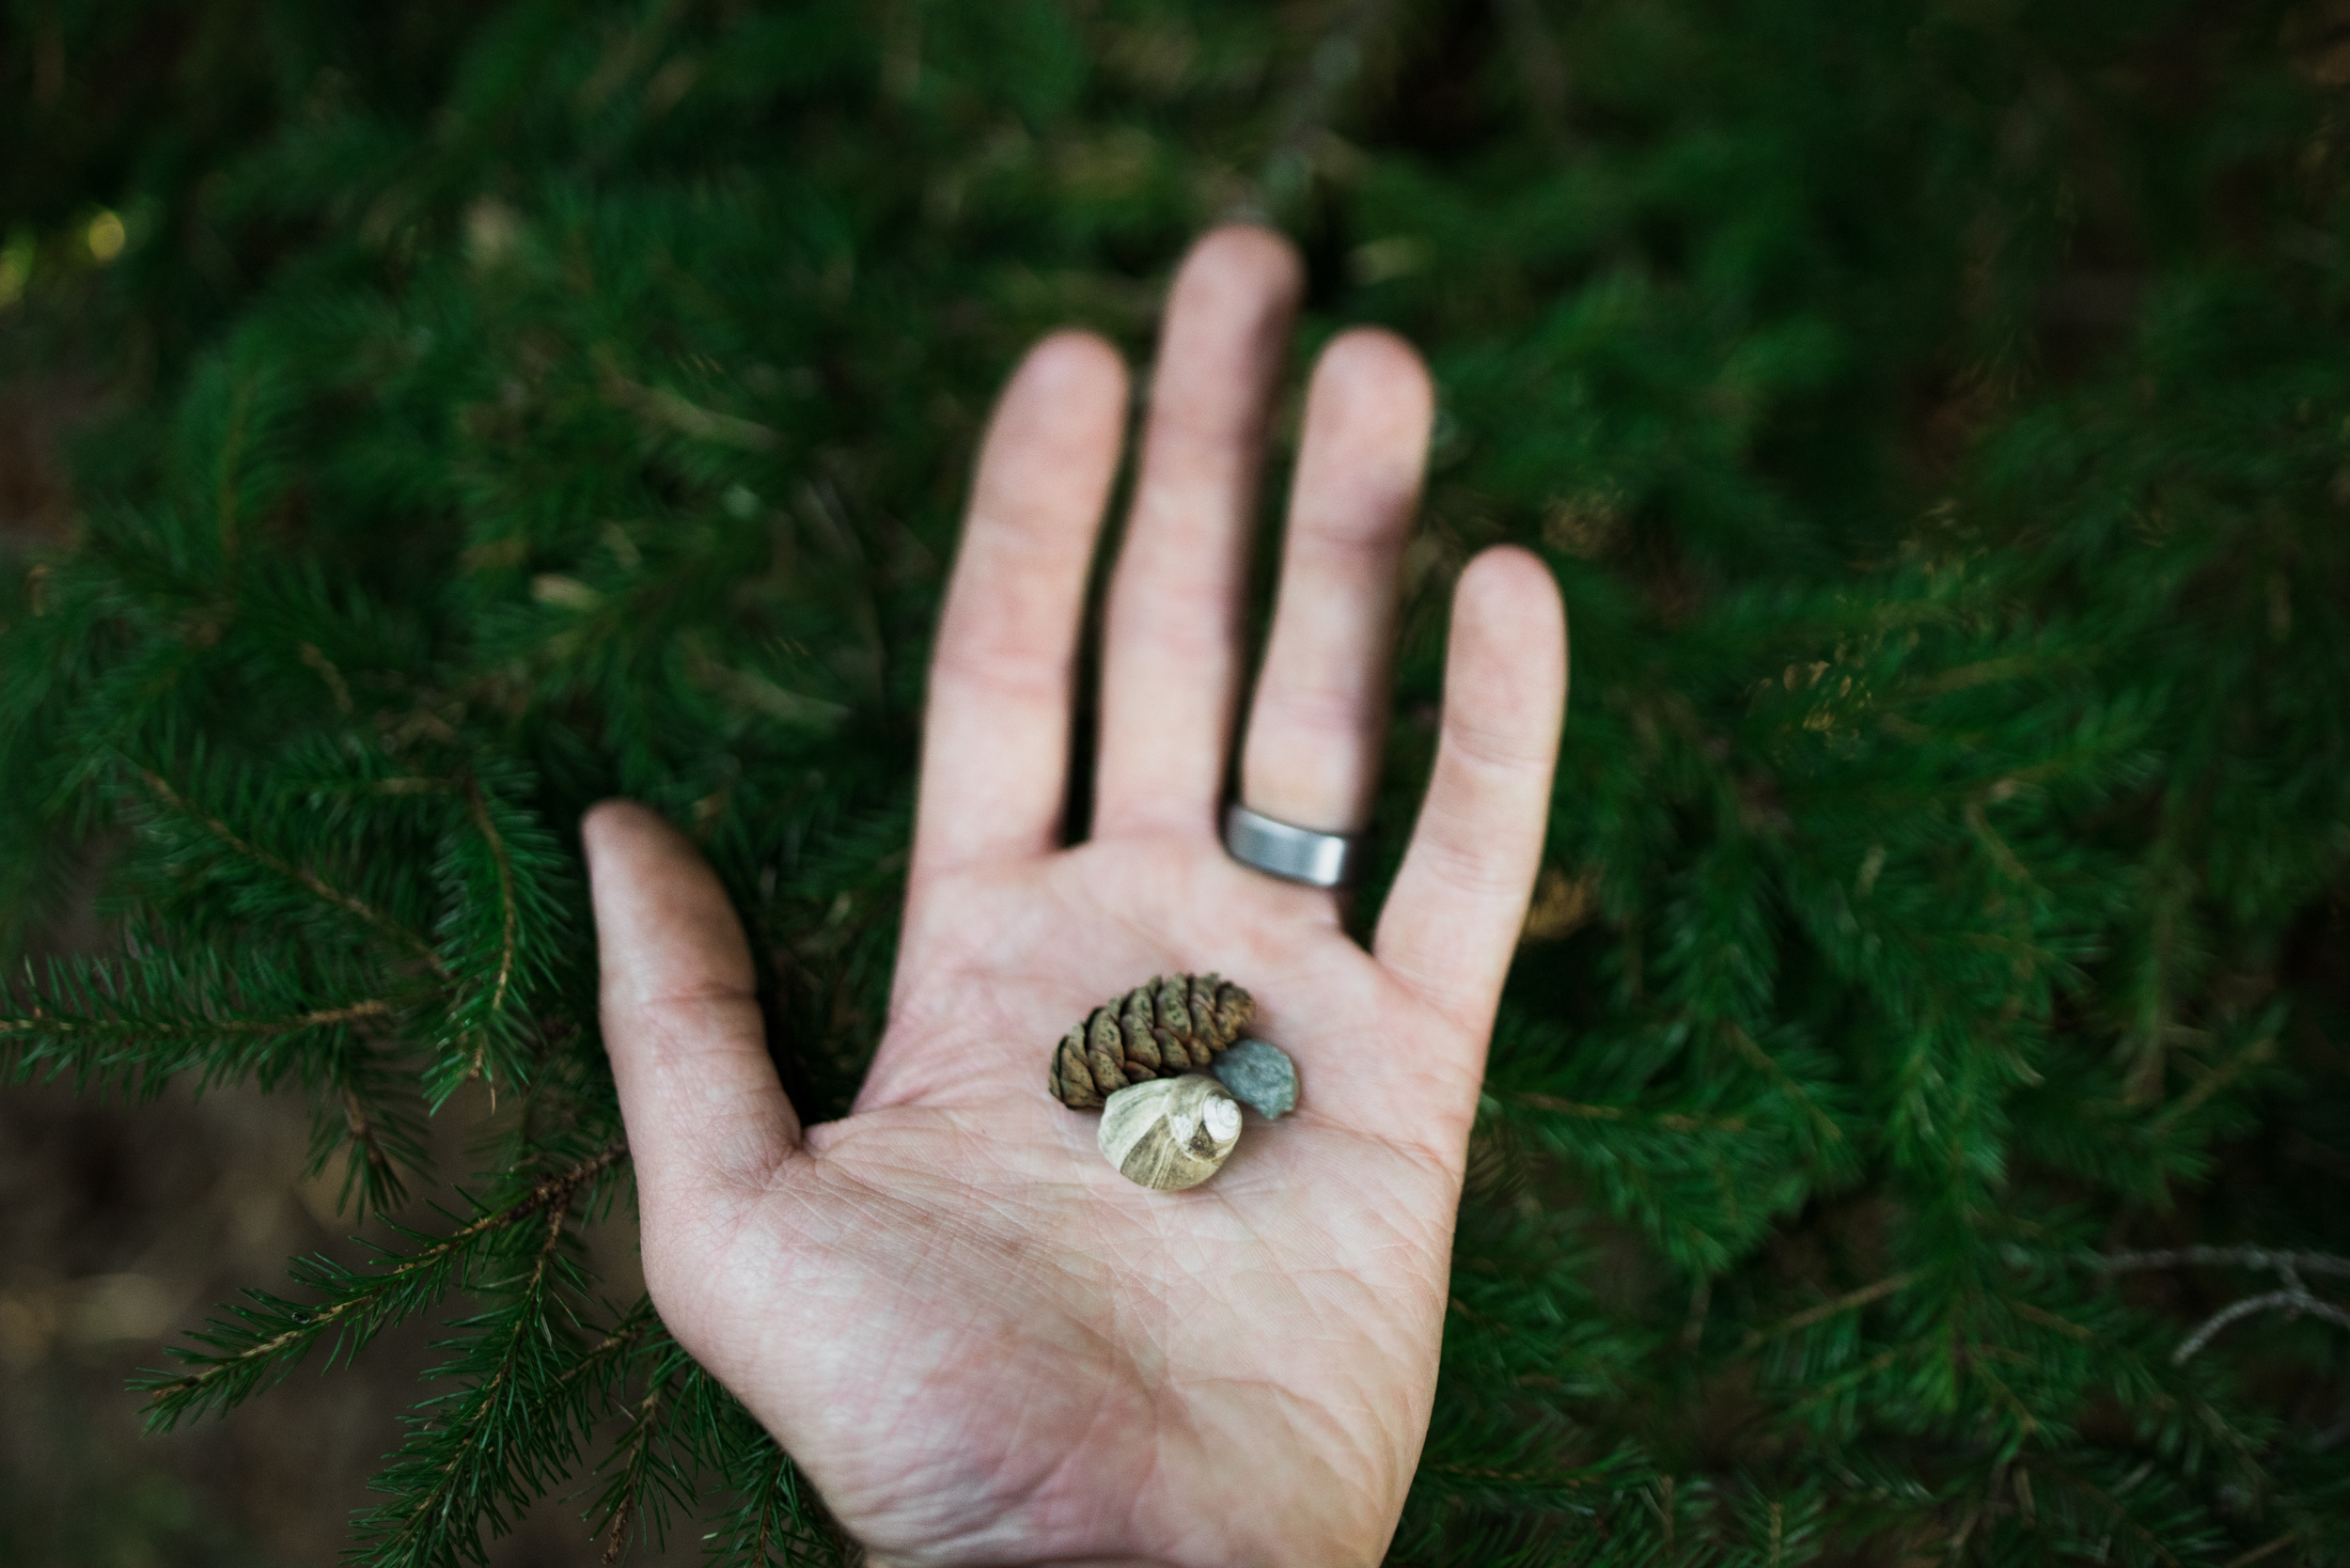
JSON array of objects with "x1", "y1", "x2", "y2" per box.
[{"x1": 1097, "y1": 1074, "x2": 1243, "y2": 1190}]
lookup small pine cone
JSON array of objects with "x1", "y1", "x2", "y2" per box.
[{"x1": 1047, "y1": 973, "x2": 1255, "y2": 1110}]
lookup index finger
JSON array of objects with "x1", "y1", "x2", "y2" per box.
[{"x1": 911, "y1": 332, "x2": 1128, "y2": 879}]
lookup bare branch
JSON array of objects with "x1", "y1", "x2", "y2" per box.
[
  {"x1": 2090, "y1": 1247, "x2": 2350, "y2": 1280},
  {"x1": 2174, "y1": 1290, "x2": 2350, "y2": 1365}
]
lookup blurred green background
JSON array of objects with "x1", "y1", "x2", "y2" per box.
[{"x1": 6, "y1": 1, "x2": 2350, "y2": 1563}]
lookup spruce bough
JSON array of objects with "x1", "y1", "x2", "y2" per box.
[{"x1": 3, "y1": 1, "x2": 2348, "y2": 1563}]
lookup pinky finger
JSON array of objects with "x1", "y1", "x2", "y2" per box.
[{"x1": 1374, "y1": 548, "x2": 1568, "y2": 1031}]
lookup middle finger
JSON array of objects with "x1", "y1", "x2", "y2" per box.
[{"x1": 1090, "y1": 225, "x2": 1303, "y2": 841}]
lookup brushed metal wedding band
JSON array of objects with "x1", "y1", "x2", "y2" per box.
[{"x1": 1222, "y1": 803, "x2": 1361, "y2": 889}]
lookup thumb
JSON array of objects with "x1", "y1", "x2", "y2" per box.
[{"x1": 584, "y1": 801, "x2": 801, "y2": 1215}]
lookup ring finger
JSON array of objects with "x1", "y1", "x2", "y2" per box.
[{"x1": 1238, "y1": 329, "x2": 1434, "y2": 837}]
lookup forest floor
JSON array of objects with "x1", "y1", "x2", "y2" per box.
[{"x1": 0, "y1": 1074, "x2": 706, "y2": 1567}]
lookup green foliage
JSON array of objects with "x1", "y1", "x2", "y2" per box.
[{"x1": 5, "y1": 0, "x2": 2349, "y2": 1562}]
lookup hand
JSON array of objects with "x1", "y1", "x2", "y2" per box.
[{"x1": 583, "y1": 227, "x2": 1569, "y2": 1568}]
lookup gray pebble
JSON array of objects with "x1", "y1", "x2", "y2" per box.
[{"x1": 1212, "y1": 1038, "x2": 1297, "y2": 1120}]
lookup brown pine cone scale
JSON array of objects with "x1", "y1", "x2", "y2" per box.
[{"x1": 1048, "y1": 973, "x2": 1255, "y2": 1110}]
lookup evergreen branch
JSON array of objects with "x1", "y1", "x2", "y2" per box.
[
  {"x1": 462, "y1": 775, "x2": 521, "y2": 1087},
  {"x1": 598, "y1": 1366, "x2": 678, "y2": 1565},
  {"x1": 1419, "y1": 1461, "x2": 1599, "y2": 1490},
  {"x1": 138, "y1": 1141, "x2": 625, "y2": 1428},
  {"x1": 363, "y1": 1201, "x2": 578, "y2": 1568},
  {"x1": 2145, "y1": 1034, "x2": 2279, "y2": 1135},
  {"x1": 1963, "y1": 798, "x2": 2036, "y2": 890},
  {"x1": 682, "y1": 636, "x2": 850, "y2": 730},
  {"x1": 297, "y1": 641, "x2": 354, "y2": 713},
  {"x1": 2224, "y1": 1533, "x2": 2301, "y2": 1568},
  {"x1": 1971, "y1": 1358, "x2": 2041, "y2": 1436},
  {"x1": 6, "y1": 949, "x2": 430, "y2": 1216},
  {"x1": 328, "y1": 1077, "x2": 419, "y2": 1217},
  {"x1": 1, "y1": 948, "x2": 429, "y2": 1095},
  {"x1": 1943, "y1": 1480, "x2": 1990, "y2": 1560},
  {"x1": 133, "y1": 766, "x2": 446, "y2": 973},
  {"x1": 1719, "y1": 1021, "x2": 1846, "y2": 1150},
  {"x1": 1509, "y1": 1091, "x2": 1748, "y2": 1134},
  {"x1": 747, "y1": 1440, "x2": 795, "y2": 1568},
  {"x1": 2019, "y1": 1463, "x2": 2182, "y2": 1568},
  {"x1": 557, "y1": 1298, "x2": 683, "y2": 1559},
  {"x1": 2004, "y1": 1296, "x2": 2094, "y2": 1341},
  {"x1": 1742, "y1": 1272, "x2": 1920, "y2": 1351},
  {"x1": 1410, "y1": 1414, "x2": 1650, "y2": 1518},
  {"x1": 1905, "y1": 654, "x2": 2042, "y2": 698},
  {"x1": 600, "y1": 362, "x2": 779, "y2": 450},
  {"x1": 552, "y1": 1296, "x2": 662, "y2": 1398},
  {"x1": 1785, "y1": 1343, "x2": 1910, "y2": 1418},
  {"x1": 216, "y1": 372, "x2": 253, "y2": 561},
  {"x1": 396, "y1": 1140, "x2": 623, "y2": 1266},
  {"x1": 0, "y1": 995, "x2": 393, "y2": 1041},
  {"x1": 1447, "y1": 1294, "x2": 1513, "y2": 1337},
  {"x1": 691, "y1": 1395, "x2": 853, "y2": 1568},
  {"x1": 423, "y1": 764, "x2": 572, "y2": 1105}
]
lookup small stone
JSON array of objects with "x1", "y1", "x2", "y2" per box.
[{"x1": 1211, "y1": 1038, "x2": 1297, "y2": 1120}]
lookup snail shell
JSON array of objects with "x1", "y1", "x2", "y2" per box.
[{"x1": 1097, "y1": 1074, "x2": 1242, "y2": 1190}]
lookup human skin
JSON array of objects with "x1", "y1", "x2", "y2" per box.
[{"x1": 582, "y1": 226, "x2": 1569, "y2": 1567}]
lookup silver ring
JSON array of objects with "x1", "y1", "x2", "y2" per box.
[{"x1": 1222, "y1": 804, "x2": 1360, "y2": 888}]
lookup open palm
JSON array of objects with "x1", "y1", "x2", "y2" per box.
[{"x1": 583, "y1": 228, "x2": 1568, "y2": 1568}]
